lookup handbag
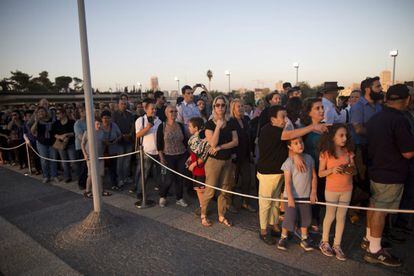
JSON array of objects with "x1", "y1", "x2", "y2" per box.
[{"x1": 53, "y1": 137, "x2": 68, "y2": 151}]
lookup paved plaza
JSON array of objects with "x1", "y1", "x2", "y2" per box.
[{"x1": 0, "y1": 166, "x2": 413, "y2": 275}]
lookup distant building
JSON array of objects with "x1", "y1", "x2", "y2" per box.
[
  {"x1": 150, "y1": 76, "x2": 159, "y2": 91},
  {"x1": 339, "y1": 83, "x2": 360, "y2": 96},
  {"x1": 237, "y1": 88, "x2": 248, "y2": 94},
  {"x1": 380, "y1": 70, "x2": 392, "y2": 91}
]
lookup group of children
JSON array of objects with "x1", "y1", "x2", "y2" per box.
[{"x1": 185, "y1": 116, "x2": 356, "y2": 261}]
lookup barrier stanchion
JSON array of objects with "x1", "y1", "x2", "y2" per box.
[
  {"x1": 135, "y1": 145, "x2": 155, "y2": 209},
  {"x1": 23, "y1": 135, "x2": 32, "y2": 175}
]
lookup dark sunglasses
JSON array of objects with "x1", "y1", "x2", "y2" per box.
[
  {"x1": 215, "y1": 103, "x2": 226, "y2": 108},
  {"x1": 169, "y1": 110, "x2": 178, "y2": 113}
]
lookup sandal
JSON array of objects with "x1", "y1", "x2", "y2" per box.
[
  {"x1": 201, "y1": 216, "x2": 212, "y2": 227},
  {"x1": 218, "y1": 217, "x2": 233, "y2": 227},
  {"x1": 102, "y1": 191, "x2": 112, "y2": 196},
  {"x1": 83, "y1": 191, "x2": 93, "y2": 199},
  {"x1": 111, "y1": 185, "x2": 120, "y2": 191}
]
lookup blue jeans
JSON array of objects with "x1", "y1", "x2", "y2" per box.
[
  {"x1": 57, "y1": 143, "x2": 77, "y2": 180},
  {"x1": 117, "y1": 142, "x2": 133, "y2": 182},
  {"x1": 36, "y1": 141, "x2": 58, "y2": 179},
  {"x1": 134, "y1": 153, "x2": 159, "y2": 196}
]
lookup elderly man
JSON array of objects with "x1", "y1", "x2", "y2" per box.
[{"x1": 321, "y1": 82, "x2": 345, "y2": 124}]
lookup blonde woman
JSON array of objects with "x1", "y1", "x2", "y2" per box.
[
  {"x1": 229, "y1": 99, "x2": 256, "y2": 213},
  {"x1": 201, "y1": 95, "x2": 238, "y2": 227}
]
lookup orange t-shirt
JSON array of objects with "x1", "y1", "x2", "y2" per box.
[{"x1": 319, "y1": 150, "x2": 354, "y2": 192}]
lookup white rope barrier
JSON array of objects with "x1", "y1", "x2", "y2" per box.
[
  {"x1": 144, "y1": 152, "x2": 414, "y2": 214},
  {"x1": 0, "y1": 142, "x2": 26, "y2": 151}
]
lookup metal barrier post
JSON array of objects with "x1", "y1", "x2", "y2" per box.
[
  {"x1": 25, "y1": 142, "x2": 32, "y2": 175},
  {"x1": 135, "y1": 145, "x2": 155, "y2": 208}
]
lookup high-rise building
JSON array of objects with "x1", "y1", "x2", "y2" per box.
[
  {"x1": 380, "y1": 70, "x2": 392, "y2": 91},
  {"x1": 150, "y1": 76, "x2": 159, "y2": 91}
]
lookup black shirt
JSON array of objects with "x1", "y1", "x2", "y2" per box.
[
  {"x1": 229, "y1": 116, "x2": 250, "y2": 160},
  {"x1": 205, "y1": 119, "x2": 237, "y2": 160},
  {"x1": 156, "y1": 105, "x2": 167, "y2": 122},
  {"x1": 257, "y1": 123, "x2": 288, "y2": 174},
  {"x1": 367, "y1": 106, "x2": 414, "y2": 184},
  {"x1": 51, "y1": 119, "x2": 76, "y2": 146}
]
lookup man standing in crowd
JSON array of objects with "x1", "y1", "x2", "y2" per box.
[
  {"x1": 176, "y1": 85, "x2": 200, "y2": 135},
  {"x1": 258, "y1": 92, "x2": 282, "y2": 130},
  {"x1": 112, "y1": 99, "x2": 135, "y2": 187},
  {"x1": 287, "y1": 86, "x2": 302, "y2": 99},
  {"x1": 154, "y1": 91, "x2": 166, "y2": 122},
  {"x1": 280, "y1": 82, "x2": 292, "y2": 106},
  {"x1": 364, "y1": 84, "x2": 414, "y2": 267},
  {"x1": 257, "y1": 105, "x2": 327, "y2": 245},
  {"x1": 74, "y1": 106, "x2": 87, "y2": 189},
  {"x1": 321, "y1": 82, "x2": 345, "y2": 124}
]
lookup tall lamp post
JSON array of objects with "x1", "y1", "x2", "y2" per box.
[
  {"x1": 293, "y1": 62, "x2": 299, "y2": 85},
  {"x1": 225, "y1": 70, "x2": 231, "y2": 93},
  {"x1": 174, "y1": 76, "x2": 180, "y2": 94},
  {"x1": 389, "y1": 50, "x2": 398, "y2": 85}
]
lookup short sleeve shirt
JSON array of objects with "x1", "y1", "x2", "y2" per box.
[
  {"x1": 367, "y1": 106, "x2": 414, "y2": 184},
  {"x1": 281, "y1": 154, "x2": 314, "y2": 198},
  {"x1": 135, "y1": 115, "x2": 162, "y2": 155},
  {"x1": 322, "y1": 97, "x2": 345, "y2": 124},
  {"x1": 350, "y1": 97, "x2": 382, "y2": 145},
  {"x1": 74, "y1": 119, "x2": 87, "y2": 150},
  {"x1": 319, "y1": 150, "x2": 354, "y2": 192},
  {"x1": 205, "y1": 119, "x2": 236, "y2": 160},
  {"x1": 257, "y1": 124, "x2": 288, "y2": 174}
]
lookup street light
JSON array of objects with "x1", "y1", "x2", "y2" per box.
[
  {"x1": 225, "y1": 70, "x2": 231, "y2": 93},
  {"x1": 174, "y1": 76, "x2": 180, "y2": 94},
  {"x1": 293, "y1": 62, "x2": 299, "y2": 85},
  {"x1": 137, "y1": 82, "x2": 142, "y2": 99},
  {"x1": 389, "y1": 50, "x2": 398, "y2": 85}
]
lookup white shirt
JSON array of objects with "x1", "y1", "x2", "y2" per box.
[
  {"x1": 322, "y1": 97, "x2": 345, "y2": 124},
  {"x1": 135, "y1": 115, "x2": 161, "y2": 155}
]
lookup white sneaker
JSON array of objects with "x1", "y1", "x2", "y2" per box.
[
  {"x1": 159, "y1": 197, "x2": 166, "y2": 208},
  {"x1": 176, "y1": 198, "x2": 188, "y2": 207},
  {"x1": 52, "y1": 177, "x2": 60, "y2": 184},
  {"x1": 118, "y1": 180, "x2": 125, "y2": 187},
  {"x1": 42, "y1": 178, "x2": 50, "y2": 184}
]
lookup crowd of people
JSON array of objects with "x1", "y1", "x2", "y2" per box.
[{"x1": 1, "y1": 79, "x2": 414, "y2": 267}]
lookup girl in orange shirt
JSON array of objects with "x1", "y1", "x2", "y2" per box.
[{"x1": 318, "y1": 124, "x2": 356, "y2": 261}]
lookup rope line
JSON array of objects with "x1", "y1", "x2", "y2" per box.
[
  {"x1": 0, "y1": 142, "x2": 26, "y2": 150},
  {"x1": 144, "y1": 152, "x2": 414, "y2": 214}
]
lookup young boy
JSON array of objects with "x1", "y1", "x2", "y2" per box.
[{"x1": 278, "y1": 136, "x2": 317, "y2": 251}]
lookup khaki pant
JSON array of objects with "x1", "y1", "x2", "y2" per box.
[
  {"x1": 201, "y1": 158, "x2": 235, "y2": 218},
  {"x1": 257, "y1": 172, "x2": 284, "y2": 230}
]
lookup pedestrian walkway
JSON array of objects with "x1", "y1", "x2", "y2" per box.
[{"x1": 0, "y1": 166, "x2": 411, "y2": 275}]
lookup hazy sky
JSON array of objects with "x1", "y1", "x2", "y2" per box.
[{"x1": 1, "y1": 0, "x2": 413, "y2": 91}]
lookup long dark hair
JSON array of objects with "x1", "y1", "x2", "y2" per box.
[
  {"x1": 318, "y1": 124, "x2": 355, "y2": 159},
  {"x1": 286, "y1": 97, "x2": 302, "y2": 127},
  {"x1": 300, "y1": 97, "x2": 322, "y2": 126}
]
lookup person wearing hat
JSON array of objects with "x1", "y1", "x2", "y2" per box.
[
  {"x1": 364, "y1": 84, "x2": 414, "y2": 267},
  {"x1": 321, "y1": 82, "x2": 345, "y2": 124},
  {"x1": 287, "y1": 86, "x2": 302, "y2": 99}
]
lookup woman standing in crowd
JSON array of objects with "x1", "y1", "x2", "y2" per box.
[
  {"x1": 7, "y1": 110, "x2": 26, "y2": 169},
  {"x1": 301, "y1": 97, "x2": 325, "y2": 232},
  {"x1": 197, "y1": 99, "x2": 210, "y2": 122},
  {"x1": 100, "y1": 110, "x2": 122, "y2": 190},
  {"x1": 31, "y1": 107, "x2": 58, "y2": 184},
  {"x1": 201, "y1": 95, "x2": 238, "y2": 227},
  {"x1": 51, "y1": 107, "x2": 77, "y2": 183},
  {"x1": 318, "y1": 124, "x2": 355, "y2": 261},
  {"x1": 74, "y1": 106, "x2": 88, "y2": 189},
  {"x1": 229, "y1": 98, "x2": 256, "y2": 212},
  {"x1": 157, "y1": 105, "x2": 188, "y2": 208}
]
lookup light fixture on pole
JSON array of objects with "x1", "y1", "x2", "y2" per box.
[
  {"x1": 225, "y1": 70, "x2": 231, "y2": 93},
  {"x1": 293, "y1": 62, "x2": 299, "y2": 85},
  {"x1": 174, "y1": 76, "x2": 180, "y2": 94},
  {"x1": 389, "y1": 50, "x2": 398, "y2": 85}
]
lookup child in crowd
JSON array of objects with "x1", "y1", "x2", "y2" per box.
[
  {"x1": 81, "y1": 119, "x2": 112, "y2": 198},
  {"x1": 318, "y1": 124, "x2": 355, "y2": 261},
  {"x1": 187, "y1": 117, "x2": 209, "y2": 218},
  {"x1": 278, "y1": 136, "x2": 317, "y2": 251}
]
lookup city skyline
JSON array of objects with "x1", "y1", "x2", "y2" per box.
[{"x1": 1, "y1": 0, "x2": 413, "y2": 91}]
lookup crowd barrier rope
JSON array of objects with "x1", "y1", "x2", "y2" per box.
[{"x1": 2, "y1": 138, "x2": 414, "y2": 214}]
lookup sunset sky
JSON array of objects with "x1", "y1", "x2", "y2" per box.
[{"x1": 1, "y1": 0, "x2": 413, "y2": 91}]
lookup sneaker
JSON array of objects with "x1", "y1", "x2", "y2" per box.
[
  {"x1": 300, "y1": 238, "x2": 314, "y2": 251},
  {"x1": 364, "y1": 248, "x2": 402, "y2": 267},
  {"x1": 319, "y1": 241, "x2": 334, "y2": 257},
  {"x1": 51, "y1": 177, "x2": 60, "y2": 184},
  {"x1": 361, "y1": 237, "x2": 392, "y2": 251},
  {"x1": 277, "y1": 237, "x2": 288, "y2": 250},
  {"x1": 42, "y1": 177, "x2": 50, "y2": 184},
  {"x1": 118, "y1": 180, "x2": 125, "y2": 188},
  {"x1": 259, "y1": 233, "x2": 276, "y2": 245},
  {"x1": 159, "y1": 197, "x2": 166, "y2": 208},
  {"x1": 176, "y1": 198, "x2": 188, "y2": 207},
  {"x1": 333, "y1": 245, "x2": 346, "y2": 261}
]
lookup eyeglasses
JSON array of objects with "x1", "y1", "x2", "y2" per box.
[
  {"x1": 215, "y1": 103, "x2": 226, "y2": 108},
  {"x1": 169, "y1": 110, "x2": 178, "y2": 113}
]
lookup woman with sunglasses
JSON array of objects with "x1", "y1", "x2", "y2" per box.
[
  {"x1": 156, "y1": 105, "x2": 188, "y2": 207},
  {"x1": 201, "y1": 95, "x2": 238, "y2": 227}
]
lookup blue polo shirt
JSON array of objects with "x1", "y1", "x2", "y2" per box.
[{"x1": 350, "y1": 97, "x2": 382, "y2": 145}]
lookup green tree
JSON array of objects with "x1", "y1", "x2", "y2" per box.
[
  {"x1": 242, "y1": 91, "x2": 255, "y2": 106},
  {"x1": 30, "y1": 71, "x2": 53, "y2": 92},
  {"x1": 55, "y1": 76, "x2": 72, "y2": 92},
  {"x1": 0, "y1": 78, "x2": 12, "y2": 92},
  {"x1": 9, "y1": 70, "x2": 32, "y2": 91}
]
